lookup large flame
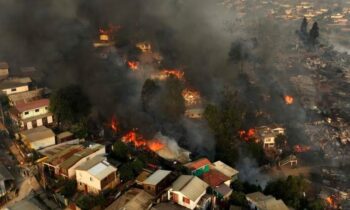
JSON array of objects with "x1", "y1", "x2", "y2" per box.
[
  {"x1": 239, "y1": 128, "x2": 256, "y2": 141},
  {"x1": 127, "y1": 61, "x2": 139, "y2": 71},
  {"x1": 284, "y1": 95, "x2": 294, "y2": 105},
  {"x1": 122, "y1": 130, "x2": 165, "y2": 152}
]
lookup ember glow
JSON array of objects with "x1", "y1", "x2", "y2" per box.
[
  {"x1": 127, "y1": 61, "x2": 139, "y2": 71},
  {"x1": 110, "y1": 115, "x2": 119, "y2": 132},
  {"x1": 284, "y1": 95, "x2": 294, "y2": 105},
  {"x1": 136, "y1": 42, "x2": 152, "y2": 53},
  {"x1": 293, "y1": 144, "x2": 311, "y2": 153},
  {"x1": 121, "y1": 130, "x2": 165, "y2": 152},
  {"x1": 239, "y1": 128, "x2": 256, "y2": 141},
  {"x1": 182, "y1": 88, "x2": 201, "y2": 107},
  {"x1": 161, "y1": 69, "x2": 185, "y2": 80}
]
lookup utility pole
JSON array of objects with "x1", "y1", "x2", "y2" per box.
[{"x1": 0, "y1": 103, "x2": 4, "y2": 126}]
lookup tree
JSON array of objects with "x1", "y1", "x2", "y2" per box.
[
  {"x1": 50, "y1": 85, "x2": 91, "y2": 127},
  {"x1": 264, "y1": 176, "x2": 309, "y2": 209},
  {"x1": 0, "y1": 94, "x2": 9, "y2": 110},
  {"x1": 60, "y1": 180, "x2": 77, "y2": 198},
  {"x1": 119, "y1": 163, "x2": 134, "y2": 181},
  {"x1": 158, "y1": 76, "x2": 185, "y2": 122},
  {"x1": 131, "y1": 158, "x2": 144, "y2": 174},
  {"x1": 229, "y1": 42, "x2": 249, "y2": 72},
  {"x1": 204, "y1": 89, "x2": 245, "y2": 165},
  {"x1": 70, "y1": 119, "x2": 88, "y2": 138},
  {"x1": 307, "y1": 198, "x2": 326, "y2": 210},
  {"x1": 113, "y1": 140, "x2": 129, "y2": 161},
  {"x1": 275, "y1": 134, "x2": 287, "y2": 149},
  {"x1": 309, "y1": 22, "x2": 319, "y2": 45},
  {"x1": 300, "y1": 17, "x2": 308, "y2": 36},
  {"x1": 230, "y1": 191, "x2": 248, "y2": 207},
  {"x1": 141, "y1": 79, "x2": 160, "y2": 112}
]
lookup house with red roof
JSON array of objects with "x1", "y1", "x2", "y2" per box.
[{"x1": 9, "y1": 98, "x2": 53, "y2": 130}]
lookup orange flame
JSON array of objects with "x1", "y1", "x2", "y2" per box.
[
  {"x1": 182, "y1": 88, "x2": 201, "y2": 107},
  {"x1": 239, "y1": 128, "x2": 256, "y2": 141},
  {"x1": 110, "y1": 116, "x2": 119, "y2": 132},
  {"x1": 121, "y1": 130, "x2": 165, "y2": 152},
  {"x1": 98, "y1": 24, "x2": 121, "y2": 41},
  {"x1": 284, "y1": 95, "x2": 294, "y2": 105},
  {"x1": 127, "y1": 61, "x2": 139, "y2": 71}
]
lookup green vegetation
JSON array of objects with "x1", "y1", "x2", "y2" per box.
[
  {"x1": 50, "y1": 85, "x2": 91, "y2": 127},
  {"x1": 112, "y1": 140, "x2": 129, "y2": 161},
  {"x1": 204, "y1": 89, "x2": 244, "y2": 166},
  {"x1": 0, "y1": 94, "x2": 9, "y2": 109},
  {"x1": 264, "y1": 176, "x2": 326, "y2": 210},
  {"x1": 61, "y1": 180, "x2": 77, "y2": 198},
  {"x1": 76, "y1": 194, "x2": 106, "y2": 210}
]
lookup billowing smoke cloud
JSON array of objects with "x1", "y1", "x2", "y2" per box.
[{"x1": 0, "y1": 0, "x2": 319, "y2": 157}]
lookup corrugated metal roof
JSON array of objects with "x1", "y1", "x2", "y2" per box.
[
  {"x1": 213, "y1": 161, "x2": 239, "y2": 178},
  {"x1": 0, "y1": 163, "x2": 14, "y2": 181},
  {"x1": 20, "y1": 126, "x2": 54, "y2": 142},
  {"x1": 76, "y1": 156, "x2": 116, "y2": 181},
  {"x1": 0, "y1": 62, "x2": 9, "y2": 69},
  {"x1": 184, "y1": 158, "x2": 211, "y2": 170},
  {"x1": 172, "y1": 175, "x2": 208, "y2": 201},
  {"x1": 142, "y1": 170, "x2": 171, "y2": 185}
]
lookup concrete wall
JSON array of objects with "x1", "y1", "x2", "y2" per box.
[
  {"x1": 2, "y1": 85, "x2": 29, "y2": 95},
  {"x1": 21, "y1": 106, "x2": 49, "y2": 120},
  {"x1": 29, "y1": 136, "x2": 55, "y2": 150}
]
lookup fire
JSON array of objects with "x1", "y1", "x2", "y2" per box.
[
  {"x1": 239, "y1": 128, "x2": 256, "y2": 141},
  {"x1": 326, "y1": 196, "x2": 333, "y2": 206},
  {"x1": 121, "y1": 130, "x2": 165, "y2": 152},
  {"x1": 127, "y1": 61, "x2": 139, "y2": 71},
  {"x1": 182, "y1": 88, "x2": 201, "y2": 107},
  {"x1": 110, "y1": 116, "x2": 119, "y2": 132},
  {"x1": 284, "y1": 95, "x2": 294, "y2": 105},
  {"x1": 293, "y1": 144, "x2": 311, "y2": 153},
  {"x1": 98, "y1": 24, "x2": 121, "y2": 42},
  {"x1": 136, "y1": 42, "x2": 152, "y2": 53},
  {"x1": 147, "y1": 140, "x2": 165, "y2": 151}
]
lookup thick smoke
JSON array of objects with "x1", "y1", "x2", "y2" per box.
[{"x1": 0, "y1": 0, "x2": 316, "y2": 157}]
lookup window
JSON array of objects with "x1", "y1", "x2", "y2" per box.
[
  {"x1": 183, "y1": 196, "x2": 190, "y2": 204},
  {"x1": 90, "y1": 177, "x2": 93, "y2": 181},
  {"x1": 11, "y1": 88, "x2": 16, "y2": 92},
  {"x1": 24, "y1": 111, "x2": 29, "y2": 115},
  {"x1": 45, "y1": 107, "x2": 48, "y2": 110},
  {"x1": 35, "y1": 109, "x2": 40, "y2": 112}
]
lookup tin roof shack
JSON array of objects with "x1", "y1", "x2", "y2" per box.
[
  {"x1": 9, "y1": 98, "x2": 53, "y2": 130},
  {"x1": 105, "y1": 188, "x2": 154, "y2": 210},
  {"x1": 213, "y1": 161, "x2": 239, "y2": 182},
  {"x1": 0, "y1": 78, "x2": 30, "y2": 95},
  {"x1": 56, "y1": 131, "x2": 74, "y2": 144},
  {"x1": 0, "y1": 62, "x2": 9, "y2": 79},
  {"x1": 246, "y1": 192, "x2": 289, "y2": 210},
  {"x1": 76, "y1": 156, "x2": 119, "y2": 195},
  {"x1": 142, "y1": 169, "x2": 173, "y2": 196},
  {"x1": 39, "y1": 143, "x2": 105, "y2": 179},
  {"x1": 168, "y1": 175, "x2": 209, "y2": 210},
  {"x1": 20, "y1": 126, "x2": 55, "y2": 150},
  {"x1": 0, "y1": 163, "x2": 15, "y2": 197},
  {"x1": 19, "y1": 67, "x2": 44, "y2": 83}
]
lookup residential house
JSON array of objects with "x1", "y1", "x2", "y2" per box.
[
  {"x1": 200, "y1": 169, "x2": 232, "y2": 200},
  {"x1": 20, "y1": 126, "x2": 55, "y2": 150},
  {"x1": 8, "y1": 88, "x2": 44, "y2": 106},
  {"x1": 246, "y1": 192, "x2": 289, "y2": 210},
  {"x1": 184, "y1": 158, "x2": 211, "y2": 177},
  {"x1": 168, "y1": 175, "x2": 209, "y2": 210},
  {"x1": 262, "y1": 133, "x2": 275, "y2": 149},
  {"x1": 9, "y1": 98, "x2": 53, "y2": 130},
  {"x1": 39, "y1": 143, "x2": 106, "y2": 178},
  {"x1": 0, "y1": 77, "x2": 31, "y2": 95},
  {"x1": 0, "y1": 164, "x2": 15, "y2": 197},
  {"x1": 106, "y1": 188, "x2": 154, "y2": 210},
  {"x1": 213, "y1": 161, "x2": 239, "y2": 184},
  {"x1": 0, "y1": 62, "x2": 9, "y2": 79},
  {"x1": 142, "y1": 169, "x2": 173, "y2": 196},
  {"x1": 76, "y1": 156, "x2": 119, "y2": 195}
]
